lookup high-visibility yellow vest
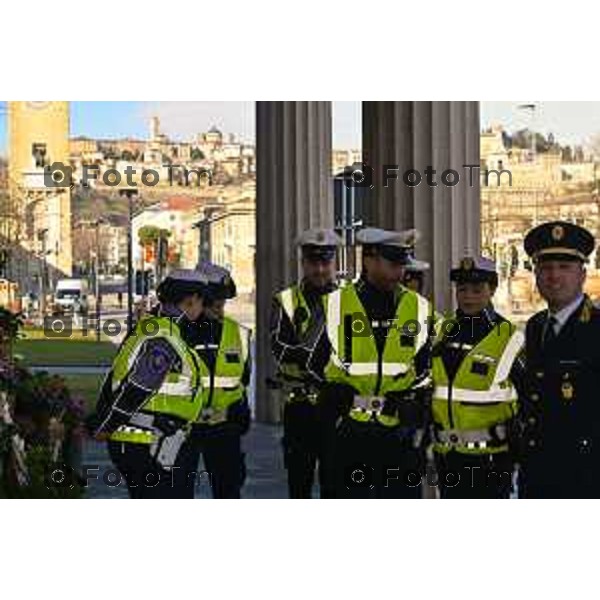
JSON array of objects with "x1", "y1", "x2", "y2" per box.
[
  {"x1": 432, "y1": 317, "x2": 523, "y2": 455},
  {"x1": 108, "y1": 315, "x2": 206, "y2": 444},
  {"x1": 197, "y1": 316, "x2": 250, "y2": 425},
  {"x1": 323, "y1": 282, "x2": 433, "y2": 426}
]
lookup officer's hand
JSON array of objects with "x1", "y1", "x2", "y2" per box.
[
  {"x1": 227, "y1": 400, "x2": 251, "y2": 435},
  {"x1": 317, "y1": 383, "x2": 355, "y2": 422},
  {"x1": 385, "y1": 389, "x2": 426, "y2": 427}
]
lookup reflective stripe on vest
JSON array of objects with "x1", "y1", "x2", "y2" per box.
[
  {"x1": 279, "y1": 287, "x2": 295, "y2": 324},
  {"x1": 277, "y1": 285, "x2": 312, "y2": 334},
  {"x1": 433, "y1": 385, "x2": 516, "y2": 404},
  {"x1": 109, "y1": 426, "x2": 156, "y2": 444},
  {"x1": 324, "y1": 283, "x2": 433, "y2": 401}
]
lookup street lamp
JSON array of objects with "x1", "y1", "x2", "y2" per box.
[
  {"x1": 119, "y1": 187, "x2": 139, "y2": 334},
  {"x1": 37, "y1": 228, "x2": 49, "y2": 317},
  {"x1": 192, "y1": 206, "x2": 220, "y2": 265}
]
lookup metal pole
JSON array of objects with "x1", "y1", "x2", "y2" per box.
[
  {"x1": 95, "y1": 222, "x2": 101, "y2": 342},
  {"x1": 340, "y1": 179, "x2": 347, "y2": 278},
  {"x1": 349, "y1": 184, "x2": 356, "y2": 278},
  {"x1": 127, "y1": 192, "x2": 134, "y2": 335},
  {"x1": 40, "y1": 230, "x2": 47, "y2": 318}
]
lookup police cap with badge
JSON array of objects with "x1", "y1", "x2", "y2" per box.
[
  {"x1": 524, "y1": 220, "x2": 595, "y2": 263},
  {"x1": 450, "y1": 256, "x2": 498, "y2": 287},
  {"x1": 356, "y1": 227, "x2": 419, "y2": 265},
  {"x1": 296, "y1": 228, "x2": 342, "y2": 262}
]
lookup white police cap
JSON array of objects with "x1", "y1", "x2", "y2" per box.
[
  {"x1": 356, "y1": 227, "x2": 420, "y2": 247},
  {"x1": 295, "y1": 228, "x2": 342, "y2": 248},
  {"x1": 450, "y1": 256, "x2": 498, "y2": 284}
]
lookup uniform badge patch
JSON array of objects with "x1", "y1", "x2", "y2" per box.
[{"x1": 552, "y1": 225, "x2": 564, "y2": 241}]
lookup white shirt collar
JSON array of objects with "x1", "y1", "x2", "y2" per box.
[{"x1": 548, "y1": 293, "x2": 585, "y2": 332}]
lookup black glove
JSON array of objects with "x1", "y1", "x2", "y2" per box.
[
  {"x1": 384, "y1": 389, "x2": 428, "y2": 428},
  {"x1": 316, "y1": 382, "x2": 355, "y2": 424},
  {"x1": 226, "y1": 399, "x2": 251, "y2": 435}
]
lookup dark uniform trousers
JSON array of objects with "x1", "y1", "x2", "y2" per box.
[
  {"x1": 178, "y1": 423, "x2": 246, "y2": 499},
  {"x1": 282, "y1": 400, "x2": 337, "y2": 499},
  {"x1": 329, "y1": 418, "x2": 424, "y2": 499},
  {"x1": 434, "y1": 451, "x2": 513, "y2": 499},
  {"x1": 108, "y1": 441, "x2": 195, "y2": 499},
  {"x1": 519, "y1": 298, "x2": 600, "y2": 499}
]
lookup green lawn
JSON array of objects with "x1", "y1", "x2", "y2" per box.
[
  {"x1": 14, "y1": 339, "x2": 117, "y2": 366},
  {"x1": 62, "y1": 373, "x2": 105, "y2": 414},
  {"x1": 21, "y1": 326, "x2": 113, "y2": 342}
]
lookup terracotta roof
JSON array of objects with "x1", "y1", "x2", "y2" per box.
[{"x1": 163, "y1": 195, "x2": 200, "y2": 211}]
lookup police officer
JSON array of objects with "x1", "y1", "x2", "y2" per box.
[
  {"x1": 181, "y1": 262, "x2": 252, "y2": 499},
  {"x1": 307, "y1": 228, "x2": 436, "y2": 498},
  {"x1": 88, "y1": 270, "x2": 209, "y2": 499},
  {"x1": 403, "y1": 259, "x2": 430, "y2": 295},
  {"x1": 398, "y1": 230, "x2": 429, "y2": 294},
  {"x1": 519, "y1": 221, "x2": 600, "y2": 498},
  {"x1": 270, "y1": 228, "x2": 342, "y2": 498},
  {"x1": 431, "y1": 257, "x2": 526, "y2": 499}
]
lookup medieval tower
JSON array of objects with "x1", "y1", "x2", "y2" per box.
[{"x1": 8, "y1": 101, "x2": 73, "y2": 286}]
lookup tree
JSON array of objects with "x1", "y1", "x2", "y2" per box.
[
  {"x1": 190, "y1": 147, "x2": 205, "y2": 161},
  {"x1": 511, "y1": 128, "x2": 551, "y2": 153},
  {"x1": 138, "y1": 225, "x2": 170, "y2": 247}
]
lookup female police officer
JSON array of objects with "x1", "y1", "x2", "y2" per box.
[
  {"x1": 88, "y1": 269, "x2": 210, "y2": 499},
  {"x1": 431, "y1": 257, "x2": 526, "y2": 498},
  {"x1": 180, "y1": 262, "x2": 252, "y2": 499}
]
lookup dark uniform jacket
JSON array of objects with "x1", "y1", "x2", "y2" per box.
[
  {"x1": 269, "y1": 279, "x2": 335, "y2": 384},
  {"x1": 520, "y1": 295, "x2": 600, "y2": 497}
]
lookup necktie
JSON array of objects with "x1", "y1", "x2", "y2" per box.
[{"x1": 543, "y1": 315, "x2": 558, "y2": 348}]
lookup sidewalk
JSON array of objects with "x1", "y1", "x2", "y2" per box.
[{"x1": 83, "y1": 422, "x2": 289, "y2": 499}]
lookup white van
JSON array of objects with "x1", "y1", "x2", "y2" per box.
[{"x1": 54, "y1": 279, "x2": 89, "y2": 314}]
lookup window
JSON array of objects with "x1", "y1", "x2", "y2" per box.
[{"x1": 32, "y1": 143, "x2": 47, "y2": 168}]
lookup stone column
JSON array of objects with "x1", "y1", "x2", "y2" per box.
[
  {"x1": 362, "y1": 101, "x2": 481, "y2": 312},
  {"x1": 255, "y1": 101, "x2": 333, "y2": 422}
]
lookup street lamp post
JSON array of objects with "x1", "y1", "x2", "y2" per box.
[
  {"x1": 119, "y1": 188, "x2": 139, "y2": 335},
  {"x1": 94, "y1": 219, "x2": 104, "y2": 342},
  {"x1": 37, "y1": 228, "x2": 49, "y2": 318}
]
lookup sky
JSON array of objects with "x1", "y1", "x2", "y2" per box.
[{"x1": 1, "y1": 101, "x2": 600, "y2": 156}]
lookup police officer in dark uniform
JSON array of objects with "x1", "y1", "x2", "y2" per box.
[
  {"x1": 270, "y1": 228, "x2": 342, "y2": 498},
  {"x1": 180, "y1": 262, "x2": 252, "y2": 499},
  {"x1": 432, "y1": 257, "x2": 526, "y2": 499},
  {"x1": 88, "y1": 269, "x2": 210, "y2": 499},
  {"x1": 519, "y1": 221, "x2": 600, "y2": 498}
]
